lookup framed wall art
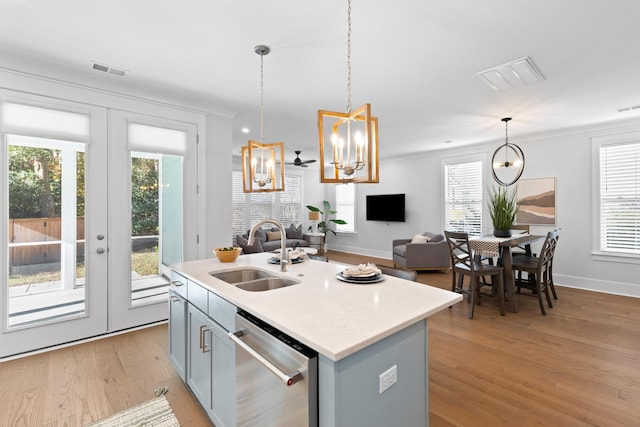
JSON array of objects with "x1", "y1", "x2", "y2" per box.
[{"x1": 516, "y1": 177, "x2": 556, "y2": 225}]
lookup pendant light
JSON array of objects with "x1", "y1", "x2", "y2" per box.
[
  {"x1": 318, "y1": 0, "x2": 379, "y2": 184},
  {"x1": 242, "y1": 45, "x2": 285, "y2": 193},
  {"x1": 491, "y1": 117, "x2": 525, "y2": 186}
]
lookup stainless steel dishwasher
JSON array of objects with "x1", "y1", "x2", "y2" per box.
[{"x1": 229, "y1": 309, "x2": 318, "y2": 427}]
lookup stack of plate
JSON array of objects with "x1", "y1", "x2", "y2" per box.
[{"x1": 336, "y1": 270, "x2": 384, "y2": 284}]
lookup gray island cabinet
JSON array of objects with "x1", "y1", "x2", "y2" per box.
[{"x1": 170, "y1": 253, "x2": 461, "y2": 427}]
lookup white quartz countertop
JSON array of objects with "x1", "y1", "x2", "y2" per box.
[{"x1": 171, "y1": 253, "x2": 462, "y2": 361}]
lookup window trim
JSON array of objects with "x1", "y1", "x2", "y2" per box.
[
  {"x1": 592, "y1": 130, "x2": 640, "y2": 263},
  {"x1": 441, "y1": 153, "x2": 487, "y2": 237}
]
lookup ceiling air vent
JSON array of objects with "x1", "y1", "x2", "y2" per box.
[
  {"x1": 91, "y1": 61, "x2": 127, "y2": 77},
  {"x1": 477, "y1": 56, "x2": 544, "y2": 92},
  {"x1": 618, "y1": 105, "x2": 640, "y2": 113}
]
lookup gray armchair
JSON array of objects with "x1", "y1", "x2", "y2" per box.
[{"x1": 392, "y1": 232, "x2": 450, "y2": 271}]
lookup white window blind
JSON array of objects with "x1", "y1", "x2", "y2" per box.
[
  {"x1": 2, "y1": 102, "x2": 90, "y2": 141},
  {"x1": 231, "y1": 171, "x2": 303, "y2": 240},
  {"x1": 231, "y1": 171, "x2": 247, "y2": 237},
  {"x1": 335, "y1": 184, "x2": 355, "y2": 232},
  {"x1": 444, "y1": 160, "x2": 483, "y2": 237},
  {"x1": 249, "y1": 192, "x2": 276, "y2": 226},
  {"x1": 279, "y1": 175, "x2": 302, "y2": 226},
  {"x1": 128, "y1": 123, "x2": 186, "y2": 156},
  {"x1": 600, "y1": 142, "x2": 640, "y2": 254}
]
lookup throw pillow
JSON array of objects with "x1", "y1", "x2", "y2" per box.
[
  {"x1": 411, "y1": 234, "x2": 430, "y2": 244},
  {"x1": 236, "y1": 235, "x2": 263, "y2": 254},
  {"x1": 286, "y1": 224, "x2": 303, "y2": 240},
  {"x1": 246, "y1": 228, "x2": 267, "y2": 242},
  {"x1": 266, "y1": 231, "x2": 281, "y2": 241}
]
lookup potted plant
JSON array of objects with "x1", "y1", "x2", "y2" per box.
[
  {"x1": 488, "y1": 185, "x2": 519, "y2": 237},
  {"x1": 306, "y1": 201, "x2": 347, "y2": 252}
]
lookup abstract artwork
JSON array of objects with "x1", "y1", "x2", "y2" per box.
[{"x1": 516, "y1": 177, "x2": 556, "y2": 225}]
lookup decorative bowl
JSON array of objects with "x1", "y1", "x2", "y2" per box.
[{"x1": 213, "y1": 247, "x2": 242, "y2": 262}]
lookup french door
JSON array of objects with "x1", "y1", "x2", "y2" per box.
[
  {"x1": 108, "y1": 110, "x2": 198, "y2": 331},
  {"x1": 0, "y1": 95, "x2": 108, "y2": 357},
  {"x1": 1, "y1": 93, "x2": 198, "y2": 358}
]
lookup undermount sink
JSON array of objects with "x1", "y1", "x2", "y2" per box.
[
  {"x1": 235, "y1": 277, "x2": 300, "y2": 292},
  {"x1": 210, "y1": 268, "x2": 276, "y2": 284},
  {"x1": 210, "y1": 267, "x2": 300, "y2": 291}
]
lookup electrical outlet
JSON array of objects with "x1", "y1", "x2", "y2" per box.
[{"x1": 378, "y1": 365, "x2": 397, "y2": 394}]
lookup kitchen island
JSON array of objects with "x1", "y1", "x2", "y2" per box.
[{"x1": 170, "y1": 252, "x2": 461, "y2": 426}]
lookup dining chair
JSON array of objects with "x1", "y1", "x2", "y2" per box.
[
  {"x1": 444, "y1": 231, "x2": 505, "y2": 319},
  {"x1": 511, "y1": 230, "x2": 559, "y2": 315},
  {"x1": 379, "y1": 266, "x2": 418, "y2": 281}
]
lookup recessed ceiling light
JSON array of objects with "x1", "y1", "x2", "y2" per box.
[
  {"x1": 241, "y1": 127, "x2": 250, "y2": 134},
  {"x1": 477, "y1": 57, "x2": 544, "y2": 92}
]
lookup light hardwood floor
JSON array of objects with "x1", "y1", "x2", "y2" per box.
[{"x1": 1, "y1": 251, "x2": 639, "y2": 426}]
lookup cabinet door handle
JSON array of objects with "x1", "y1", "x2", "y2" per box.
[
  {"x1": 199, "y1": 325, "x2": 210, "y2": 353},
  {"x1": 171, "y1": 280, "x2": 184, "y2": 286},
  {"x1": 169, "y1": 296, "x2": 179, "y2": 303}
]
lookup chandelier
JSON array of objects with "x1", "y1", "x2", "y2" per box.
[
  {"x1": 242, "y1": 45, "x2": 285, "y2": 193},
  {"x1": 318, "y1": 0, "x2": 379, "y2": 184},
  {"x1": 491, "y1": 117, "x2": 525, "y2": 186}
]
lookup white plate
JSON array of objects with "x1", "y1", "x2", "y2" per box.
[{"x1": 336, "y1": 272, "x2": 384, "y2": 284}]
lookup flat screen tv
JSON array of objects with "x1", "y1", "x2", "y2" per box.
[{"x1": 366, "y1": 193, "x2": 405, "y2": 222}]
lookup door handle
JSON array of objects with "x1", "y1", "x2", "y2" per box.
[
  {"x1": 228, "y1": 330, "x2": 303, "y2": 386},
  {"x1": 96, "y1": 247, "x2": 105, "y2": 254}
]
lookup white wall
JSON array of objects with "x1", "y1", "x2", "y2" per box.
[{"x1": 330, "y1": 121, "x2": 640, "y2": 298}]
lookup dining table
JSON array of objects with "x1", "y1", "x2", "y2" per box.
[{"x1": 470, "y1": 232, "x2": 544, "y2": 313}]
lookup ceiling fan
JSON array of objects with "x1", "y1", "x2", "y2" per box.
[{"x1": 286, "y1": 150, "x2": 317, "y2": 167}]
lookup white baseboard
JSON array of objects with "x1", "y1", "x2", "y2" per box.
[
  {"x1": 547, "y1": 275, "x2": 639, "y2": 298},
  {"x1": 330, "y1": 244, "x2": 391, "y2": 261}
]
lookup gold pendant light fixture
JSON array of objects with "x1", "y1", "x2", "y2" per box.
[
  {"x1": 491, "y1": 117, "x2": 525, "y2": 186},
  {"x1": 318, "y1": 0, "x2": 379, "y2": 184},
  {"x1": 242, "y1": 45, "x2": 285, "y2": 193}
]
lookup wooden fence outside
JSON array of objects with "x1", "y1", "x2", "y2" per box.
[{"x1": 9, "y1": 217, "x2": 85, "y2": 266}]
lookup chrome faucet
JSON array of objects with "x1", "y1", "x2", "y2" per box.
[{"x1": 248, "y1": 219, "x2": 289, "y2": 272}]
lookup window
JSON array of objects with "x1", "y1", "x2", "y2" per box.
[
  {"x1": 335, "y1": 184, "x2": 355, "y2": 233},
  {"x1": 279, "y1": 175, "x2": 302, "y2": 226},
  {"x1": 597, "y1": 138, "x2": 640, "y2": 256},
  {"x1": 231, "y1": 171, "x2": 303, "y2": 239},
  {"x1": 443, "y1": 159, "x2": 483, "y2": 237}
]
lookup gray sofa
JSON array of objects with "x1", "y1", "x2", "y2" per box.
[
  {"x1": 392, "y1": 232, "x2": 450, "y2": 271},
  {"x1": 236, "y1": 224, "x2": 309, "y2": 253}
]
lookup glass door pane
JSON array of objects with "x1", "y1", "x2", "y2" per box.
[
  {"x1": 7, "y1": 135, "x2": 86, "y2": 327},
  {"x1": 130, "y1": 151, "x2": 183, "y2": 307}
]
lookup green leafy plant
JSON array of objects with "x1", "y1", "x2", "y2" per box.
[
  {"x1": 488, "y1": 185, "x2": 519, "y2": 230},
  {"x1": 306, "y1": 201, "x2": 347, "y2": 236}
]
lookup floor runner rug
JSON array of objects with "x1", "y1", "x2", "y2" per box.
[{"x1": 85, "y1": 395, "x2": 180, "y2": 427}]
